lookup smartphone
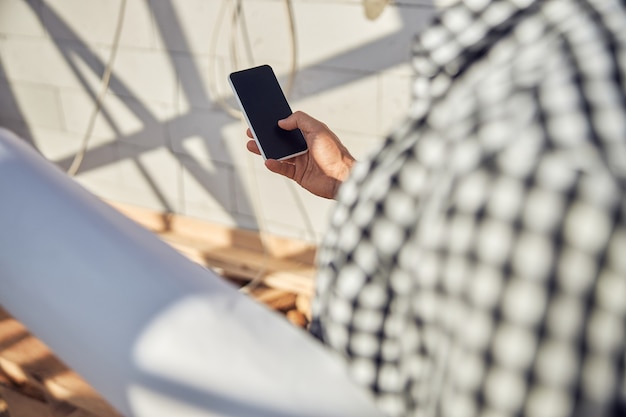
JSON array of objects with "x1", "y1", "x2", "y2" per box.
[{"x1": 229, "y1": 65, "x2": 308, "y2": 161}]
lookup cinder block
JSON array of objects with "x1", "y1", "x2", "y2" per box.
[
  {"x1": 71, "y1": 138, "x2": 123, "y2": 185},
  {"x1": 288, "y1": 185, "x2": 336, "y2": 241},
  {"x1": 0, "y1": 37, "x2": 103, "y2": 89},
  {"x1": 174, "y1": 54, "x2": 234, "y2": 112},
  {"x1": 0, "y1": 78, "x2": 26, "y2": 121},
  {"x1": 287, "y1": 67, "x2": 412, "y2": 139},
  {"x1": 70, "y1": 140, "x2": 182, "y2": 214},
  {"x1": 42, "y1": 0, "x2": 153, "y2": 49},
  {"x1": 0, "y1": 122, "x2": 99, "y2": 170},
  {"x1": 233, "y1": 161, "x2": 334, "y2": 240},
  {"x1": 26, "y1": 125, "x2": 91, "y2": 163},
  {"x1": 169, "y1": 107, "x2": 237, "y2": 166},
  {"x1": 59, "y1": 88, "x2": 117, "y2": 139},
  {"x1": 5, "y1": 81, "x2": 64, "y2": 130},
  {"x1": 110, "y1": 94, "x2": 175, "y2": 149},
  {"x1": 290, "y1": 67, "x2": 379, "y2": 136},
  {"x1": 180, "y1": 154, "x2": 235, "y2": 214},
  {"x1": 0, "y1": 0, "x2": 439, "y2": 240},
  {"x1": 231, "y1": 162, "x2": 267, "y2": 219},
  {"x1": 174, "y1": 54, "x2": 210, "y2": 111},
  {"x1": 333, "y1": 129, "x2": 385, "y2": 162},
  {"x1": 379, "y1": 67, "x2": 413, "y2": 136},
  {"x1": 291, "y1": 1, "x2": 427, "y2": 72},
  {"x1": 60, "y1": 89, "x2": 175, "y2": 149},
  {"x1": 118, "y1": 0, "x2": 157, "y2": 49},
  {"x1": 149, "y1": 0, "x2": 223, "y2": 54},
  {"x1": 27, "y1": 128, "x2": 177, "y2": 204},
  {"x1": 0, "y1": 116, "x2": 32, "y2": 145},
  {"x1": 109, "y1": 47, "x2": 178, "y2": 105},
  {"x1": 209, "y1": 0, "x2": 299, "y2": 68},
  {"x1": 220, "y1": 117, "x2": 260, "y2": 168},
  {"x1": 116, "y1": 143, "x2": 182, "y2": 212},
  {"x1": 76, "y1": 176, "x2": 174, "y2": 214},
  {"x1": 0, "y1": 0, "x2": 46, "y2": 37}
]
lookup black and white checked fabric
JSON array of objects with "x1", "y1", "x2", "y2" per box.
[{"x1": 310, "y1": 1, "x2": 626, "y2": 416}]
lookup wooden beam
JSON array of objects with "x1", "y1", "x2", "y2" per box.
[
  {"x1": 0, "y1": 309, "x2": 121, "y2": 417},
  {"x1": 106, "y1": 201, "x2": 317, "y2": 297},
  {"x1": 106, "y1": 201, "x2": 318, "y2": 262}
]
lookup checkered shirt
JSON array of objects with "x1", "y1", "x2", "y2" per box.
[{"x1": 310, "y1": 1, "x2": 626, "y2": 416}]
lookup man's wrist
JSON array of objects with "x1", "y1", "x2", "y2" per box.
[{"x1": 332, "y1": 157, "x2": 355, "y2": 199}]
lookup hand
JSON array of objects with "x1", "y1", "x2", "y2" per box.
[{"x1": 246, "y1": 111, "x2": 355, "y2": 199}]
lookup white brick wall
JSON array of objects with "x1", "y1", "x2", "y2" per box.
[
  {"x1": 0, "y1": 0, "x2": 44, "y2": 37},
  {"x1": 0, "y1": 0, "x2": 436, "y2": 242},
  {"x1": 4, "y1": 81, "x2": 64, "y2": 129}
]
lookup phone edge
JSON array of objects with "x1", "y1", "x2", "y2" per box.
[
  {"x1": 228, "y1": 66, "x2": 309, "y2": 161},
  {"x1": 228, "y1": 73, "x2": 269, "y2": 161}
]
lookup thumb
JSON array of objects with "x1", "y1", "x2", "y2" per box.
[
  {"x1": 278, "y1": 111, "x2": 314, "y2": 132},
  {"x1": 277, "y1": 114, "x2": 298, "y2": 131}
]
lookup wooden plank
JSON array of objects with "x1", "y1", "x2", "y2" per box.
[
  {"x1": 285, "y1": 310, "x2": 309, "y2": 328},
  {"x1": 251, "y1": 288, "x2": 298, "y2": 312},
  {"x1": 66, "y1": 410, "x2": 99, "y2": 417},
  {"x1": 296, "y1": 293, "x2": 312, "y2": 320},
  {"x1": 0, "y1": 386, "x2": 51, "y2": 417},
  {"x1": 160, "y1": 233, "x2": 315, "y2": 296},
  {"x1": 0, "y1": 394, "x2": 9, "y2": 417},
  {"x1": 0, "y1": 309, "x2": 122, "y2": 417},
  {"x1": 106, "y1": 200, "x2": 317, "y2": 262},
  {"x1": 0, "y1": 202, "x2": 318, "y2": 417},
  {"x1": 104, "y1": 201, "x2": 318, "y2": 296}
]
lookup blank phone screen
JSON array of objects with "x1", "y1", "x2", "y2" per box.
[{"x1": 229, "y1": 65, "x2": 308, "y2": 160}]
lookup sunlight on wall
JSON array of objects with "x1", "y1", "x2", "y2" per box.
[{"x1": 0, "y1": 0, "x2": 435, "y2": 242}]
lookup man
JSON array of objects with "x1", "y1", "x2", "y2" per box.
[{"x1": 247, "y1": 0, "x2": 626, "y2": 415}]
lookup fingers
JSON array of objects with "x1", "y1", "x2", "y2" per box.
[
  {"x1": 246, "y1": 128, "x2": 253, "y2": 138},
  {"x1": 246, "y1": 140, "x2": 261, "y2": 155},
  {"x1": 265, "y1": 159, "x2": 296, "y2": 180}
]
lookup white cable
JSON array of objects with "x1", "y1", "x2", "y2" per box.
[
  {"x1": 208, "y1": 0, "x2": 299, "y2": 118},
  {"x1": 218, "y1": 0, "x2": 310, "y2": 292},
  {"x1": 58, "y1": 0, "x2": 315, "y2": 293},
  {"x1": 283, "y1": 0, "x2": 298, "y2": 97},
  {"x1": 67, "y1": 0, "x2": 127, "y2": 176}
]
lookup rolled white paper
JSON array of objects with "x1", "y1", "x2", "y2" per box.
[{"x1": 0, "y1": 128, "x2": 382, "y2": 417}]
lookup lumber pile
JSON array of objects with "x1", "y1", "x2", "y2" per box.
[
  {"x1": 109, "y1": 202, "x2": 317, "y2": 300},
  {"x1": 107, "y1": 201, "x2": 316, "y2": 326},
  {"x1": 0, "y1": 202, "x2": 317, "y2": 416},
  {"x1": 0, "y1": 306, "x2": 123, "y2": 417}
]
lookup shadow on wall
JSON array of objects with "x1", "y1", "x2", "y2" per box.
[
  {"x1": 0, "y1": 60, "x2": 35, "y2": 148},
  {"x1": 0, "y1": 0, "x2": 431, "y2": 232}
]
